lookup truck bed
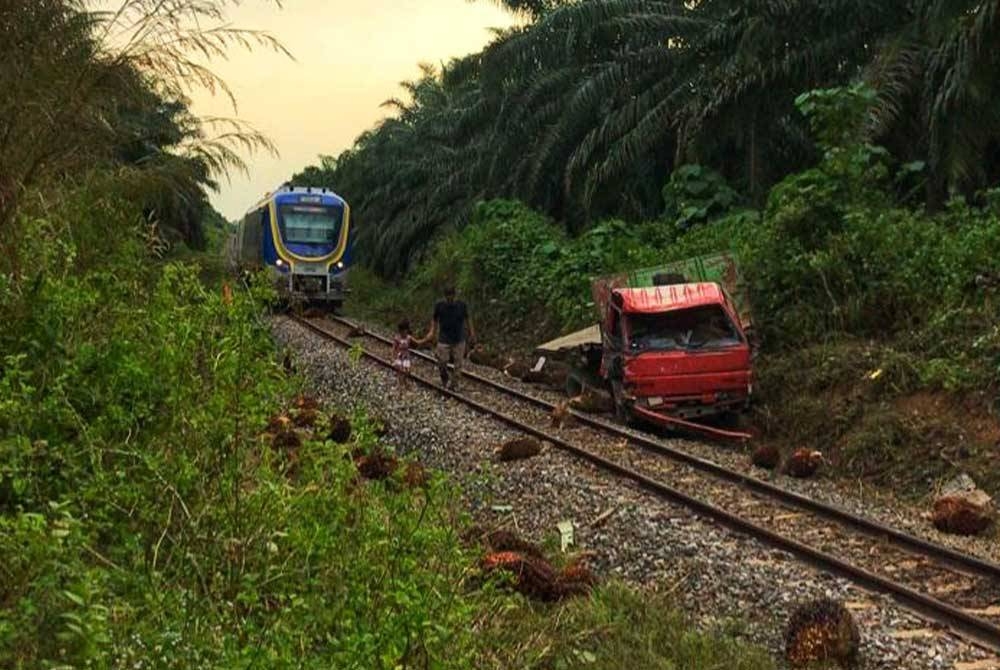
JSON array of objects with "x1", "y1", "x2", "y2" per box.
[{"x1": 535, "y1": 324, "x2": 601, "y2": 355}]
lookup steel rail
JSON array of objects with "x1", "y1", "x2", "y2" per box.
[
  {"x1": 323, "y1": 315, "x2": 1000, "y2": 580},
  {"x1": 293, "y1": 315, "x2": 1000, "y2": 654}
]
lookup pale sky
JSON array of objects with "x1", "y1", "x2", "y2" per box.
[{"x1": 163, "y1": 1, "x2": 516, "y2": 220}]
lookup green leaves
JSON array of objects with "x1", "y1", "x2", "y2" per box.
[
  {"x1": 389, "y1": 197, "x2": 748, "y2": 332},
  {"x1": 0, "y1": 178, "x2": 503, "y2": 667},
  {"x1": 662, "y1": 164, "x2": 741, "y2": 229}
]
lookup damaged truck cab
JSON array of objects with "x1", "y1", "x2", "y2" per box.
[
  {"x1": 598, "y1": 283, "x2": 752, "y2": 425},
  {"x1": 538, "y1": 254, "x2": 755, "y2": 441}
]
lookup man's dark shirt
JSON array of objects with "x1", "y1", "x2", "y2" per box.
[{"x1": 434, "y1": 299, "x2": 468, "y2": 345}]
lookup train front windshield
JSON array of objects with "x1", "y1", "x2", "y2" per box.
[{"x1": 278, "y1": 205, "x2": 343, "y2": 245}]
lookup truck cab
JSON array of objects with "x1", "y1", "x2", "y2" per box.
[
  {"x1": 599, "y1": 283, "x2": 752, "y2": 422},
  {"x1": 535, "y1": 253, "x2": 755, "y2": 440}
]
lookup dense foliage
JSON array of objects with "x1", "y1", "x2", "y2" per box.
[
  {"x1": 0, "y1": 0, "x2": 278, "y2": 250},
  {"x1": 292, "y1": 0, "x2": 1000, "y2": 277},
  {"x1": 0, "y1": 187, "x2": 483, "y2": 667},
  {"x1": 353, "y1": 147, "x2": 1000, "y2": 385}
]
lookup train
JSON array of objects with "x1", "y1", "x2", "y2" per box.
[{"x1": 228, "y1": 184, "x2": 353, "y2": 309}]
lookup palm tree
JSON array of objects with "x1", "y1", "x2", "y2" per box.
[
  {"x1": 299, "y1": 0, "x2": 1000, "y2": 277},
  {"x1": 481, "y1": 0, "x2": 569, "y2": 20},
  {"x1": 870, "y1": 0, "x2": 1000, "y2": 202},
  {"x1": 476, "y1": 0, "x2": 910, "y2": 221},
  {"x1": 0, "y1": 0, "x2": 282, "y2": 246},
  {"x1": 308, "y1": 61, "x2": 493, "y2": 276}
]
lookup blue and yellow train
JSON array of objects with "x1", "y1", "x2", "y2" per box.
[{"x1": 229, "y1": 184, "x2": 353, "y2": 308}]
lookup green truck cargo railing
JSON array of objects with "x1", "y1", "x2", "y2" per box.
[{"x1": 618, "y1": 252, "x2": 753, "y2": 329}]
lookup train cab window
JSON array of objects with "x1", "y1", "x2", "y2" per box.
[{"x1": 278, "y1": 205, "x2": 343, "y2": 244}]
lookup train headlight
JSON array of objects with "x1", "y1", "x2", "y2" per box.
[
  {"x1": 276, "y1": 259, "x2": 285, "y2": 267},
  {"x1": 336, "y1": 261, "x2": 345, "y2": 269}
]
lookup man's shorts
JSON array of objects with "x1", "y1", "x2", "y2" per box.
[{"x1": 435, "y1": 341, "x2": 466, "y2": 371}]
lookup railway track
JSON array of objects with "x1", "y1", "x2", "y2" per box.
[{"x1": 292, "y1": 313, "x2": 1000, "y2": 655}]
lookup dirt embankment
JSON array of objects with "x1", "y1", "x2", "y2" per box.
[{"x1": 752, "y1": 342, "x2": 1000, "y2": 498}]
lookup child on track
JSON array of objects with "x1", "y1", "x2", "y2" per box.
[{"x1": 392, "y1": 319, "x2": 417, "y2": 389}]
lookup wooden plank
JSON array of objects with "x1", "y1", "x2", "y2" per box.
[{"x1": 891, "y1": 628, "x2": 935, "y2": 639}]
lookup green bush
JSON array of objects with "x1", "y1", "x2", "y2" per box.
[
  {"x1": 479, "y1": 582, "x2": 774, "y2": 670},
  {"x1": 0, "y1": 187, "x2": 482, "y2": 668},
  {"x1": 397, "y1": 200, "x2": 693, "y2": 332},
  {"x1": 662, "y1": 164, "x2": 742, "y2": 229},
  {"x1": 737, "y1": 151, "x2": 1000, "y2": 396}
]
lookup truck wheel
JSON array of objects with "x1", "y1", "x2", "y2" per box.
[
  {"x1": 614, "y1": 398, "x2": 630, "y2": 424},
  {"x1": 611, "y1": 382, "x2": 632, "y2": 425},
  {"x1": 565, "y1": 371, "x2": 585, "y2": 398},
  {"x1": 723, "y1": 410, "x2": 751, "y2": 431}
]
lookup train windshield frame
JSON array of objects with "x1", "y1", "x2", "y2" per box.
[{"x1": 277, "y1": 204, "x2": 343, "y2": 245}]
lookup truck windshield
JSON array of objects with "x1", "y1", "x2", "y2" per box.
[
  {"x1": 627, "y1": 305, "x2": 742, "y2": 353},
  {"x1": 278, "y1": 205, "x2": 343, "y2": 244}
]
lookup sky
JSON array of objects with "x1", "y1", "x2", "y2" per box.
[{"x1": 174, "y1": 1, "x2": 517, "y2": 220}]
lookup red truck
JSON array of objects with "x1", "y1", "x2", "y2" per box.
[{"x1": 536, "y1": 254, "x2": 754, "y2": 441}]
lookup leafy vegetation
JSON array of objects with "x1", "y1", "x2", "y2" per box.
[
  {"x1": 0, "y1": 0, "x2": 279, "y2": 250},
  {"x1": 2, "y1": 189, "x2": 480, "y2": 666},
  {"x1": 477, "y1": 583, "x2": 774, "y2": 670}
]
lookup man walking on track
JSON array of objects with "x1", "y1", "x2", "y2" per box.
[{"x1": 421, "y1": 286, "x2": 475, "y2": 391}]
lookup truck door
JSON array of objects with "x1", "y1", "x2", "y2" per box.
[
  {"x1": 601, "y1": 305, "x2": 624, "y2": 382},
  {"x1": 602, "y1": 305, "x2": 632, "y2": 421}
]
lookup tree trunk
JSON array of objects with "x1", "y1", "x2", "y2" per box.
[
  {"x1": 0, "y1": 174, "x2": 22, "y2": 277},
  {"x1": 0, "y1": 173, "x2": 14, "y2": 227},
  {"x1": 925, "y1": 169, "x2": 947, "y2": 212}
]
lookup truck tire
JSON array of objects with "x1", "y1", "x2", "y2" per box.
[
  {"x1": 720, "y1": 409, "x2": 751, "y2": 431},
  {"x1": 565, "y1": 370, "x2": 585, "y2": 398},
  {"x1": 611, "y1": 382, "x2": 632, "y2": 425}
]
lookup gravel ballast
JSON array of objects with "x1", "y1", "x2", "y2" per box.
[{"x1": 274, "y1": 316, "x2": 1000, "y2": 670}]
